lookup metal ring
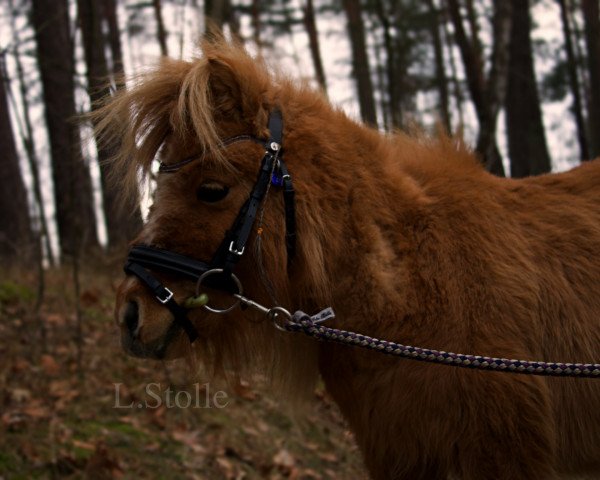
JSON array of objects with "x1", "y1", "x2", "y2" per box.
[
  {"x1": 269, "y1": 306, "x2": 292, "y2": 331},
  {"x1": 195, "y1": 268, "x2": 243, "y2": 314}
]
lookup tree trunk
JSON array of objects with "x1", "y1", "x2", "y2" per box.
[
  {"x1": 342, "y1": 0, "x2": 378, "y2": 127},
  {"x1": 478, "y1": 0, "x2": 511, "y2": 175},
  {"x1": 442, "y1": 5, "x2": 465, "y2": 126},
  {"x1": 153, "y1": 0, "x2": 169, "y2": 56},
  {"x1": 374, "y1": 0, "x2": 402, "y2": 129},
  {"x1": 505, "y1": 0, "x2": 551, "y2": 177},
  {"x1": 558, "y1": 0, "x2": 589, "y2": 161},
  {"x1": 205, "y1": 0, "x2": 228, "y2": 30},
  {"x1": 32, "y1": 0, "x2": 98, "y2": 256},
  {"x1": 465, "y1": 0, "x2": 483, "y2": 66},
  {"x1": 204, "y1": 0, "x2": 241, "y2": 41},
  {"x1": 0, "y1": 55, "x2": 33, "y2": 262},
  {"x1": 251, "y1": 0, "x2": 262, "y2": 49},
  {"x1": 78, "y1": 0, "x2": 142, "y2": 248},
  {"x1": 302, "y1": 0, "x2": 328, "y2": 95},
  {"x1": 8, "y1": 0, "x2": 54, "y2": 265},
  {"x1": 446, "y1": 0, "x2": 507, "y2": 175},
  {"x1": 373, "y1": 31, "x2": 390, "y2": 129},
  {"x1": 570, "y1": 0, "x2": 590, "y2": 96},
  {"x1": 446, "y1": 0, "x2": 486, "y2": 114},
  {"x1": 103, "y1": 0, "x2": 125, "y2": 81},
  {"x1": 582, "y1": 0, "x2": 600, "y2": 158},
  {"x1": 427, "y1": 0, "x2": 451, "y2": 132}
]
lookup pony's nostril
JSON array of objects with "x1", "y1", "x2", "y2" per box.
[{"x1": 123, "y1": 301, "x2": 139, "y2": 335}]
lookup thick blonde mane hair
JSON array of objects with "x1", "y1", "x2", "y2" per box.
[{"x1": 93, "y1": 40, "x2": 274, "y2": 203}]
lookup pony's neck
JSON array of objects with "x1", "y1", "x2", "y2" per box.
[{"x1": 290, "y1": 108, "x2": 433, "y2": 317}]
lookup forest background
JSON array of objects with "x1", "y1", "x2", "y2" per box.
[
  {"x1": 2, "y1": 0, "x2": 600, "y2": 263},
  {"x1": 0, "y1": 1, "x2": 599, "y2": 477}
]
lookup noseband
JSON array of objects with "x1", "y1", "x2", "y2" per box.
[{"x1": 124, "y1": 109, "x2": 295, "y2": 349}]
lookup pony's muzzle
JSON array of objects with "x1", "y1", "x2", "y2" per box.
[{"x1": 116, "y1": 277, "x2": 191, "y2": 360}]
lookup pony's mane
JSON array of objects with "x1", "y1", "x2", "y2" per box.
[{"x1": 92, "y1": 40, "x2": 273, "y2": 203}]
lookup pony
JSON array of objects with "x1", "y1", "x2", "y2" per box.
[{"x1": 96, "y1": 39, "x2": 600, "y2": 479}]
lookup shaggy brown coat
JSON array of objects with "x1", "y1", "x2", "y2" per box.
[{"x1": 98, "y1": 40, "x2": 600, "y2": 479}]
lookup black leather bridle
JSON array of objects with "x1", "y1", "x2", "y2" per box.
[{"x1": 124, "y1": 110, "x2": 296, "y2": 350}]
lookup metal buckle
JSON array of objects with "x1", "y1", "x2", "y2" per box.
[
  {"x1": 195, "y1": 268, "x2": 243, "y2": 314},
  {"x1": 157, "y1": 287, "x2": 174, "y2": 304},
  {"x1": 228, "y1": 241, "x2": 245, "y2": 256}
]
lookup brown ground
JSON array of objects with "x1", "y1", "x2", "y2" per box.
[{"x1": 0, "y1": 257, "x2": 367, "y2": 479}]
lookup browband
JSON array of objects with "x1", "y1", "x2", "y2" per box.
[{"x1": 158, "y1": 135, "x2": 266, "y2": 173}]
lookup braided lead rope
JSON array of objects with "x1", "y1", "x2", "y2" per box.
[{"x1": 284, "y1": 311, "x2": 600, "y2": 378}]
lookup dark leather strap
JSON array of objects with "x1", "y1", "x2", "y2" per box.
[
  {"x1": 128, "y1": 245, "x2": 238, "y2": 293},
  {"x1": 124, "y1": 262, "x2": 198, "y2": 343},
  {"x1": 128, "y1": 245, "x2": 210, "y2": 280},
  {"x1": 278, "y1": 159, "x2": 296, "y2": 267},
  {"x1": 267, "y1": 109, "x2": 283, "y2": 145},
  {"x1": 211, "y1": 109, "x2": 284, "y2": 274}
]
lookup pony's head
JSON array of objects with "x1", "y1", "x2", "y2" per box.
[{"x1": 96, "y1": 40, "x2": 349, "y2": 393}]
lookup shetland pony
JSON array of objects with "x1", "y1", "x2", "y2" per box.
[{"x1": 97, "y1": 40, "x2": 600, "y2": 479}]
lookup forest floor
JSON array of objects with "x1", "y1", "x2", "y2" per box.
[{"x1": 0, "y1": 257, "x2": 367, "y2": 479}]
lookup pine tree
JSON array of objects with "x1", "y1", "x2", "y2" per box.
[
  {"x1": 582, "y1": 0, "x2": 600, "y2": 158},
  {"x1": 558, "y1": 0, "x2": 589, "y2": 160},
  {"x1": 342, "y1": 0, "x2": 378, "y2": 127},
  {"x1": 0, "y1": 54, "x2": 33, "y2": 262},
  {"x1": 505, "y1": 0, "x2": 551, "y2": 177},
  {"x1": 446, "y1": 0, "x2": 511, "y2": 175},
  {"x1": 32, "y1": 0, "x2": 98, "y2": 255},
  {"x1": 78, "y1": 0, "x2": 142, "y2": 248}
]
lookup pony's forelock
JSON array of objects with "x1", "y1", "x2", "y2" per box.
[{"x1": 91, "y1": 40, "x2": 267, "y2": 205}]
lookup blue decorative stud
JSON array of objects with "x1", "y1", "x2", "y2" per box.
[{"x1": 271, "y1": 173, "x2": 284, "y2": 187}]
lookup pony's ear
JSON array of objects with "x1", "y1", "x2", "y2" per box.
[
  {"x1": 205, "y1": 51, "x2": 270, "y2": 130},
  {"x1": 208, "y1": 58, "x2": 244, "y2": 114}
]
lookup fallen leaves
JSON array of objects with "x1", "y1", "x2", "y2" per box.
[
  {"x1": 215, "y1": 455, "x2": 241, "y2": 479},
  {"x1": 83, "y1": 443, "x2": 124, "y2": 479},
  {"x1": 171, "y1": 428, "x2": 207, "y2": 454},
  {"x1": 11, "y1": 357, "x2": 30, "y2": 374},
  {"x1": 21, "y1": 401, "x2": 51, "y2": 419},
  {"x1": 40, "y1": 354, "x2": 60, "y2": 376},
  {"x1": 2, "y1": 410, "x2": 26, "y2": 431},
  {"x1": 80, "y1": 288, "x2": 100, "y2": 308},
  {"x1": 10, "y1": 387, "x2": 31, "y2": 403},
  {"x1": 273, "y1": 448, "x2": 296, "y2": 469},
  {"x1": 0, "y1": 270, "x2": 367, "y2": 479}
]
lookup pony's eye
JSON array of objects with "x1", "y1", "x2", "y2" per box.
[{"x1": 197, "y1": 183, "x2": 230, "y2": 203}]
